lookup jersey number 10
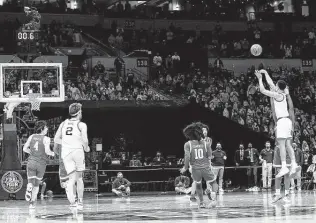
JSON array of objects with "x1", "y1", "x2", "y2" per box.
[{"x1": 194, "y1": 148, "x2": 204, "y2": 159}]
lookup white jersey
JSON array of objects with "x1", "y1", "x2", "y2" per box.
[
  {"x1": 273, "y1": 92, "x2": 289, "y2": 119},
  {"x1": 61, "y1": 119, "x2": 83, "y2": 157}
]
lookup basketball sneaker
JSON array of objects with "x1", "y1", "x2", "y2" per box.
[
  {"x1": 272, "y1": 194, "x2": 283, "y2": 203},
  {"x1": 289, "y1": 165, "x2": 301, "y2": 178},
  {"x1": 77, "y1": 203, "x2": 83, "y2": 211},
  {"x1": 77, "y1": 198, "x2": 83, "y2": 210},
  {"x1": 199, "y1": 202, "x2": 206, "y2": 209},
  {"x1": 29, "y1": 202, "x2": 36, "y2": 209},
  {"x1": 276, "y1": 167, "x2": 289, "y2": 178},
  {"x1": 190, "y1": 196, "x2": 197, "y2": 202},
  {"x1": 25, "y1": 183, "x2": 33, "y2": 202},
  {"x1": 283, "y1": 194, "x2": 291, "y2": 203},
  {"x1": 70, "y1": 202, "x2": 77, "y2": 209}
]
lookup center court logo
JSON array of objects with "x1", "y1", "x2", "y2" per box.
[{"x1": 1, "y1": 171, "x2": 23, "y2": 193}]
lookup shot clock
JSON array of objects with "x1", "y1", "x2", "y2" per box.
[{"x1": 16, "y1": 30, "x2": 40, "y2": 41}]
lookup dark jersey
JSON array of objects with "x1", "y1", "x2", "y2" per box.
[
  {"x1": 28, "y1": 135, "x2": 48, "y2": 165},
  {"x1": 184, "y1": 140, "x2": 212, "y2": 169}
]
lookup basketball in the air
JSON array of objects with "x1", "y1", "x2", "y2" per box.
[{"x1": 250, "y1": 44, "x2": 262, "y2": 56}]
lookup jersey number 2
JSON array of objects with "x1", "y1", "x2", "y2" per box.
[
  {"x1": 66, "y1": 127, "x2": 73, "y2": 135},
  {"x1": 194, "y1": 149, "x2": 204, "y2": 159}
]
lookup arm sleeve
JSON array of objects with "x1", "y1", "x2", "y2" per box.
[
  {"x1": 54, "y1": 122, "x2": 63, "y2": 144},
  {"x1": 261, "y1": 69, "x2": 276, "y2": 90},
  {"x1": 44, "y1": 137, "x2": 54, "y2": 156},
  {"x1": 207, "y1": 142, "x2": 212, "y2": 165},
  {"x1": 184, "y1": 142, "x2": 191, "y2": 170},
  {"x1": 23, "y1": 135, "x2": 33, "y2": 154},
  {"x1": 270, "y1": 97, "x2": 277, "y2": 123},
  {"x1": 286, "y1": 94, "x2": 295, "y2": 128}
]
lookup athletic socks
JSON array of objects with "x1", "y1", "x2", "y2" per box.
[
  {"x1": 281, "y1": 161, "x2": 287, "y2": 168},
  {"x1": 31, "y1": 186, "x2": 39, "y2": 202},
  {"x1": 76, "y1": 178, "x2": 84, "y2": 202},
  {"x1": 25, "y1": 183, "x2": 33, "y2": 202}
]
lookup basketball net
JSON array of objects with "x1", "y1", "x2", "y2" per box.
[{"x1": 27, "y1": 93, "x2": 42, "y2": 111}]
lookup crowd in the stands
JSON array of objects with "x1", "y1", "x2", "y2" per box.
[
  {"x1": 104, "y1": 21, "x2": 316, "y2": 59},
  {"x1": 0, "y1": 0, "x2": 314, "y2": 21},
  {"x1": 64, "y1": 60, "x2": 163, "y2": 101},
  {"x1": 153, "y1": 58, "x2": 316, "y2": 160}
]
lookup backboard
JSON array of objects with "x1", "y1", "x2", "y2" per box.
[{"x1": 0, "y1": 63, "x2": 64, "y2": 103}]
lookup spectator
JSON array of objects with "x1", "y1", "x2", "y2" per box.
[
  {"x1": 260, "y1": 141, "x2": 274, "y2": 189},
  {"x1": 102, "y1": 153, "x2": 112, "y2": 167},
  {"x1": 246, "y1": 143, "x2": 259, "y2": 190},
  {"x1": 153, "y1": 53, "x2": 162, "y2": 67},
  {"x1": 112, "y1": 172, "x2": 131, "y2": 197},
  {"x1": 124, "y1": 0, "x2": 131, "y2": 13},
  {"x1": 174, "y1": 173, "x2": 191, "y2": 195},
  {"x1": 108, "y1": 34, "x2": 116, "y2": 46},
  {"x1": 129, "y1": 154, "x2": 142, "y2": 167},
  {"x1": 114, "y1": 56, "x2": 124, "y2": 78},
  {"x1": 116, "y1": 33, "x2": 124, "y2": 49},
  {"x1": 214, "y1": 57, "x2": 224, "y2": 70},
  {"x1": 234, "y1": 143, "x2": 247, "y2": 187},
  {"x1": 93, "y1": 61, "x2": 105, "y2": 75},
  {"x1": 171, "y1": 52, "x2": 180, "y2": 72},
  {"x1": 290, "y1": 143, "x2": 304, "y2": 192},
  {"x1": 211, "y1": 142, "x2": 227, "y2": 193},
  {"x1": 152, "y1": 151, "x2": 165, "y2": 165}
]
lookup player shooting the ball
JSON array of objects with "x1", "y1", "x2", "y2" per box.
[{"x1": 254, "y1": 69, "x2": 300, "y2": 178}]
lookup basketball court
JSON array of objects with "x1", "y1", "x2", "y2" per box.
[{"x1": 0, "y1": 192, "x2": 315, "y2": 222}]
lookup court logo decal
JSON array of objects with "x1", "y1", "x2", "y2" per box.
[{"x1": 1, "y1": 171, "x2": 23, "y2": 193}]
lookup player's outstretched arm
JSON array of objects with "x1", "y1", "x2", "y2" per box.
[
  {"x1": 260, "y1": 69, "x2": 276, "y2": 90},
  {"x1": 23, "y1": 135, "x2": 32, "y2": 154},
  {"x1": 79, "y1": 122, "x2": 89, "y2": 152},
  {"x1": 44, "y1": 136, "x2": 54, "y2": 156},
  {"x1": 256, "y1": 70, "x2": 282, "y2": 100}
]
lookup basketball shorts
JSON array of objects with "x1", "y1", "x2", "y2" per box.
[
  {"x1": 62, "y1": 149, "x2": 85, "y2": 174},
  {"x1": 27, "y1": 161, "x2": 46, "y2": 181},
  {"x1": 276, "y1": 118, "x2": 292, "y2": 139},
  {"x1": 273, "y1": 149, "x2": 291, "y2": 168},
  {"x1": 191, "y1": 167, "x2": 216, "y2": 183}
]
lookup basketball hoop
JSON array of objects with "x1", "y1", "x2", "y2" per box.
[{"x1": 27, "y1": 93, "x2": 42, "y2": 111}]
